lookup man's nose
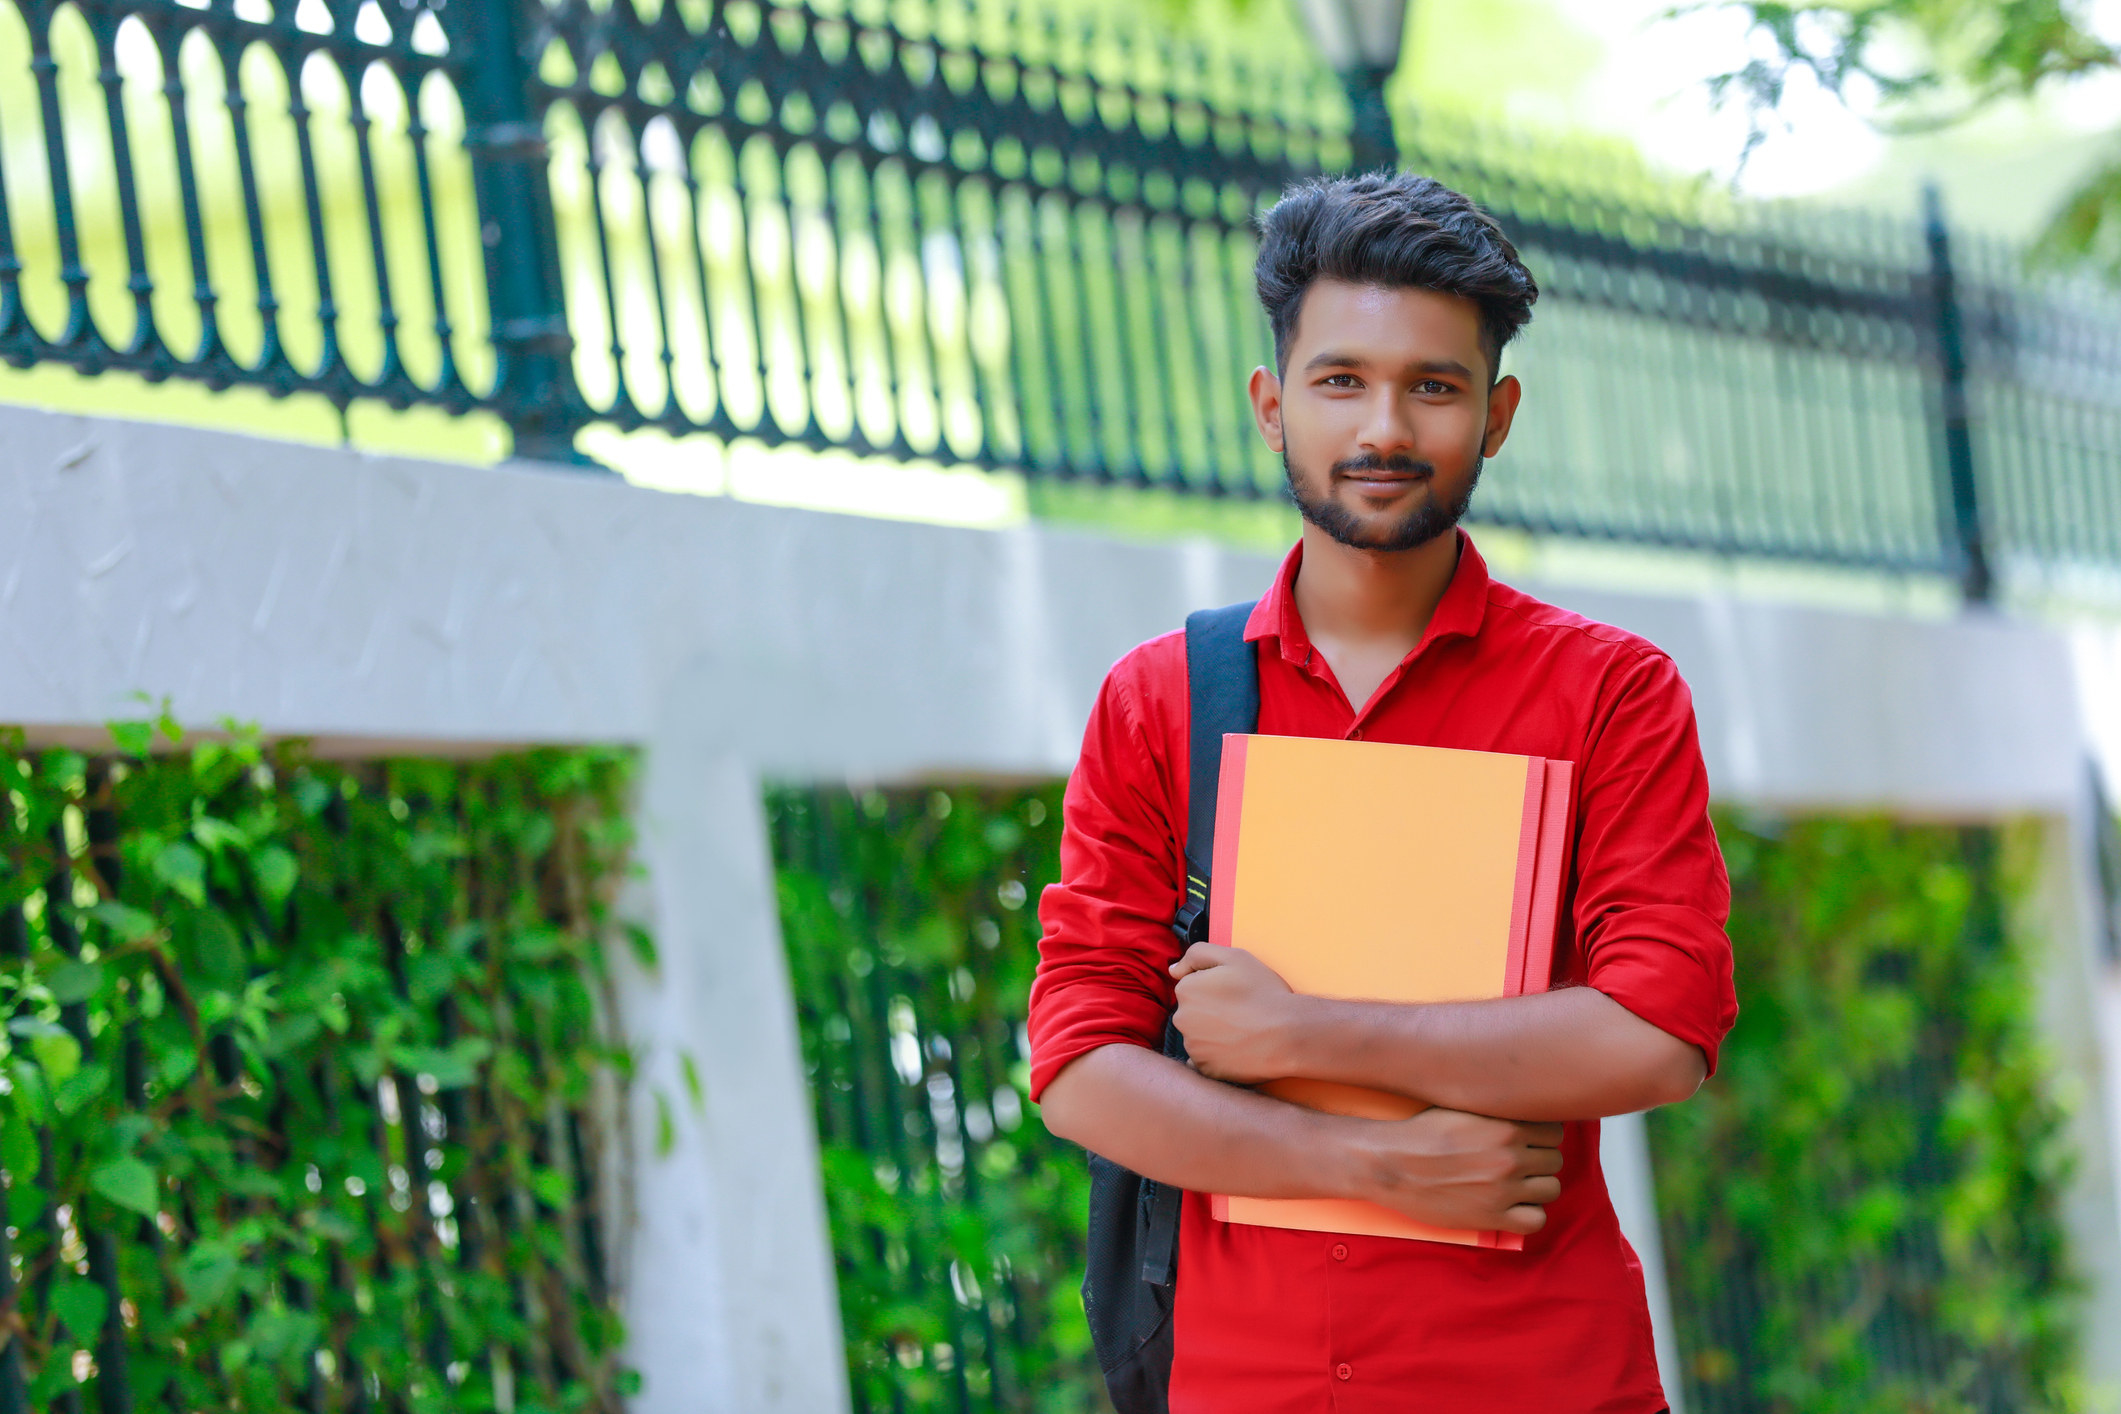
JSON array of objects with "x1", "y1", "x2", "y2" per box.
[{"x1": 1358, "y1": 390, "x2": 1417, "y2": 454}]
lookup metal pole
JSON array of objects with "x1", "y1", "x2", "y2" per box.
[
  {"x1": 1922, "y1": 184, "x2": 1990, "y2": 604},
  {"x1": 1341, "y1": 68, "x2": 1398, "y2": 173},
  {"x1": 456, "y1": 0, "x2": 597, "y2": 467}
]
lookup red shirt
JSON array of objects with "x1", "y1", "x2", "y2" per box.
[{"x1": 1029, "y1": 534, "x2": 1736, "y2": 1413}]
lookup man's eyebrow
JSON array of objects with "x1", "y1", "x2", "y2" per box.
[{"x1": 1300, "y1": 353, "x2": 1478, "y2": 379}]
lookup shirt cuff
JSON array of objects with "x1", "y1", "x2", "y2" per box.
[{"x1": 1583, "y1": 905, "x2": 1738, "y2": 1076}]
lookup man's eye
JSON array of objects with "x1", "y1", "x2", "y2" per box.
[
  {"x1": 1323, "y1": 374, "x2": 1359, "y2": 388},
  {"x1": 1415, "y1": 380, "x2": 1453, "y2": 395}
]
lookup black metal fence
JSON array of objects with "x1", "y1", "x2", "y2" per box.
[{"x1": 0, "y1": 0, "x2": 2117, "y2": 590}]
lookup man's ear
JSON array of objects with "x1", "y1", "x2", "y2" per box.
[
  {"x1": 1483, "y1": 374, "x2": 1523, "y2": 458},
  {"x1": 1249, "y1": 366, "x2": 1285, "y2": 453}
]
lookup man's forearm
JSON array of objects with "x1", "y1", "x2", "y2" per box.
[
  {"x1": 1038, "y1": 1041, "x2": 1567, "y2": 1235},
  {"x1": 1279, "y1": 987, "x2": 1705, "y2": 1121},
  {"x1": 1038, "y1": 1042, "x2": 1356, "y2": 1197}
]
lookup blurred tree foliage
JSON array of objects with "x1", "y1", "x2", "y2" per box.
[
  {"x1": 771, "y1": 783, "x2": 1103, "y2": 1414},
  {"x1": 1696, "y1": 1, "x2": 2121, "y2": 276},
  {"x1": 1651, "y1": 814, "x2": 2080, "y2": 1414},
  {"x1": 0, "y1": 727, "x2": 636, "y2": 1412}
]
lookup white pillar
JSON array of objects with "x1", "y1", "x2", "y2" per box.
[
  {"x1": 1602, "y1": 1112, "x2": 1686, "y2": 1414},
  {"x1": 616, "y1": 700, "x2": 848, "y2": 1413},
  {"x1": 2024, "y1": 799, "x2": 2121, "y2": 1411}
]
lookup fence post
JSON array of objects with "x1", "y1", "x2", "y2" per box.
[
  {"x1": 1922, "y1": 185, "x2": 1991, "y2": 604},
  {"x1": 457, "y1": 0, "x2": 595, "y2": 466}
]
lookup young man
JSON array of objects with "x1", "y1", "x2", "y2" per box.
[{"x1": 1028, "y1": 173, "x2": 1738, "y2": 1411}]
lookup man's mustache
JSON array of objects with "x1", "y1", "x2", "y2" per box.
[{"x1": 1331, "y1": 453, "x2": 1435, "y2": 478}]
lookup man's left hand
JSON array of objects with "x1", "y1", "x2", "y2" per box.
[{"x1": 1169, "y1": 943, "x2": 1308, "y2": 1084}]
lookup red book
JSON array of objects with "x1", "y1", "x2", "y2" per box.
[{"x1": 1205, "y1": 734, "x2": 1575, "y2": 1250}]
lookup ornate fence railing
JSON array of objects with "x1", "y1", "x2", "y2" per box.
[{"x1": 0, "y1": 0, "x2": 2117, "y2": 594}]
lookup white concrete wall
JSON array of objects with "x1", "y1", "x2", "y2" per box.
[{"x1": 1, "y1": 403, "x2": 2114, "y2": 1409}]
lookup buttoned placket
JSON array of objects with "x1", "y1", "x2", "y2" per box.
[
  {"x1": 1288, "y1": 633, "x2": 1462, "y2": 743},
  {"x1": 1327, "y1": 1240, "x2": 1354, "y2": 1394}
]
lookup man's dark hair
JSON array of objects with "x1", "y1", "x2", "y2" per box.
[{"x1": 1255, "y1": 172, "x2": 1539, "y2": 379}]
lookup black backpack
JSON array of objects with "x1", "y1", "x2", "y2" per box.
[{"x1": 1081, "y1": 601, "x2": 1259, "y2": 1414}]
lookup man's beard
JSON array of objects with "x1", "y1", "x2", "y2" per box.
[{"x1": 1283, "y1": 449, "x2": 1481, "y2": 552}]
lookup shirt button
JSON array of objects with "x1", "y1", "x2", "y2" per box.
[
  {"x1": 1347, "y1": 727, "x2": 1364, "y2": 741},
  {"x1": 1336, "y1": 1363, "x2": 1353, "y2": 1381},
  {"x1": 1331, "y1": 1243, "x2": 1348, "y2": 1261}
]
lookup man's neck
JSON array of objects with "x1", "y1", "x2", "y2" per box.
[{"x1": 1292, "y1": 524, "x2": 1461, "y2": 669}]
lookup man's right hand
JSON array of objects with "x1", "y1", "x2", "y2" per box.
[{"x1": 1341, "y1": 1107, "x2": 1565, "y2": 1235}]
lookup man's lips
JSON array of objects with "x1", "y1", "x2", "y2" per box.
[{"x1": 1333, "y1": 459, "x2": 1434, "y2": 485}]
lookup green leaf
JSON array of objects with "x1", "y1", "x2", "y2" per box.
[
  {"x1": 252, "y1": 845, "x2": 298, "y2": 903},
  {"x1": 52, "y1": 1277, "x2": 108, "y2": 1341},
  {"x1": 53, "y1": 1062, "x2": 110, "y2": 1116},
  {"x1": 191, "y1": 816, "x2": 247, "y2": 852},
  {"x1": 175, "y1": 910, "x2": 246, "y2": 986},
  {"x1": 247, "y1": 1308, "x2": 322, "y2": 1363},
  {"x1": 509, "y1": 924, "x2": 566, "y2": 962},
  {"x1": 292, "y1": 774, "x2": 333, "y2": 817},
  {"x1": 156, "y1": 1041, "x2": 198, "y2": 1090},
  {"x1": 263, "y1": 1012, "x2": 320, "y2": 1057},
  {"x1": 5, "y1": 1060, "x2": 49, "y2": 1124},
  {"x1": 108, "y1": 720, "x2": 154, "y2": 758},
  {"x1": 528, "y1": 1167, "x2": 574, "y2": 1209},
  {"x1": 43, "y1": 959, "x2": 105, "y2": 1005},
  {"x1": 91, "y1": 1156, "x2": 160, "y2": 1217},
  {"x1": 626, "y1": 922, "x2": 659, "y2": 970},
  {"x1": 6, "y1": 1178, "x2": 46, "y2": 1230},
  {"x1": 153, "y1": 840, "x2": 208, "y2": 905},
  {"x1": 406, "y1": 953, "x2": 458, "y2": 1004},
  {"x1": 28, "y1": 1027, "x2": 82, "y2": 1087},
  {"x1": 390, "y1": 1037, "x2": 491, "y2": 1090},
  {"x1": 655, "y1": 1090, "x2": 675, "y2": 1157},
  {"x1": 0, "y1": 1112, "x2": 37, "y2": 1179},
  {"x1": 179, "y1": 1240, "x2": 241, "y2": 1310},
  {"x1": 680, "y1": 1050, "x2": 705, "y2": 1112},
  {"x1": 88, "y1": 900, "x2": 157, "y2": 942}
]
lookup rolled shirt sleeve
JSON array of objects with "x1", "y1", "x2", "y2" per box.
[
  {"x1": 1569, "y1": 650, "x2": 1737, "y2": 1073},
  {"x1": 1026, "y1": 637, "x2": 1188, "y2": 1101}
]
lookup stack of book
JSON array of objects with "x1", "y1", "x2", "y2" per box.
[{"x1": 1206, "y1": 734, "x2": 1575, "y2": 1251}]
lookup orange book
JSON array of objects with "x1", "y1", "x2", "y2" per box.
[{"x1": 1205, "y1": 733, "x2": 1575, "y2": 1251}]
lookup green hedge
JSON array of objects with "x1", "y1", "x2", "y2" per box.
[
  {"x1": 771, "y1": 784, "x2": 1102, "y2": 1414},
  {"x1": 1651, "y1": 814, "x2": 2080, "y2": 1414},
  {"x1": 0, "y1": 730, "x2": 636, "y2": 1412}
]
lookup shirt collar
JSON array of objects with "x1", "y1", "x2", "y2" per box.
[{"x1": 1244, "y1": 530, "x2": 1491, "y2": 666}]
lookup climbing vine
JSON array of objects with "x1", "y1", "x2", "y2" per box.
[
  {"x1": 0, "y1": 725, "x2": 638, "y2": 1412},
  {"x1": 1651, "y1": 814, "x2": 2080, "y2": 1414},
  {"x1": 771, "y1": 783, "x2": 1101, "y2": 1414}
]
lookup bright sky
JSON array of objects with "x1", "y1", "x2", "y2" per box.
[{"x1": 1538, "y1": 0, "x2": 2121, "y2": 214}]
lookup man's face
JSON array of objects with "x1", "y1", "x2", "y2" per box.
[{"x1": 1249, "y1": 280, "x2": 1521, "y2": 553}]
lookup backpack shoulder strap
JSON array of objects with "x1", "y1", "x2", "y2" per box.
[
  {"x1": 1173, "y1": 601, "x2": 1260, "y2": 948},
  {"x1": 1133, "y1": 600, "x2": 1258, "y2": 1293}
]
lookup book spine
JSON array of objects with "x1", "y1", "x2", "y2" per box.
[
  {"x1": 1208, "y1": 734, "x2": 1249, "y2": 949},
  {"x1": 1503, "y1": 758, "x2": 1546, "y2": 998},
  {"x1": 1520, "y1": 758, "x2": 1576, "y2": 995}
]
